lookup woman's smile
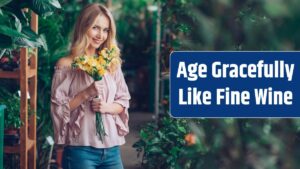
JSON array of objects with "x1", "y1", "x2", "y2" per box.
[{"x1": 93, "y1": 38, "x2": 102, "y2": 44}]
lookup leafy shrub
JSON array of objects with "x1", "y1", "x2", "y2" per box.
[{"x1": 133, "y1": 115, "x2": 191, "y2": 169}]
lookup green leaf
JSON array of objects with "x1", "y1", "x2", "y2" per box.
[
  {"x1": 168, "y1": 132, "x2": 179, "y2": 138},
  {"x1": 22, "y1": 26, "x2": 39, "y2": 39},
  {"x1": 13, "y1": 13, "x2": 22, "y2": 32},
  {"x1": 25, "y1": 0, "x2": 61, "y2": 18},
  {"x1": 1, "y1": 0, "x2": 28, "y2": 24},
  {"x1": 177, "y1": 126, "x2": 186, "y2": 133},
  {"x1": 48, "y1": 0, "x2": 61, "y2": 9},
  {"x1": 13, "y1": 36, "x2": 38, "y2": 48},
  {"x1": 0, "y1": 25, "x2": 28, "y2": 38},
  {"x1": 149, "y1": 137, "x2": 160, "y2": 145},
  {"x1": 0, "y1": 49, "x2": 6, "y2": 57},
  {"x1": 0, "y1": 0, "x2": 12, "y2": 7},
  {"x1": 132, "y1": 140, "x2": 145, "y2": 149},
  {"x1": 0, "y1": 34, "x2": 12, "y2": 48},
  {"x1": 39, "y1": 34, "x2": 48, "y2": 51},
  {"x1": 170, "y1": 147, "x2": 180, "y2": 156},
  {"x1": 148, "y1": 146, "x2": 163, "y2": 153},
  {"x1": 0, "y1": 10, "x2": 22, "y2": 31},
  {"x1": 13, "y1": 26, "x2": 48, "y2": 50},
  {"x1": 0, "y1": 10, "x2": 10, "y2": 25},
  {"x1": 140, "y1": 129, "x2": 149, "y2": 139},
  {"x1": 158, "y1": 130, "x2": 164, "y2": 138}
]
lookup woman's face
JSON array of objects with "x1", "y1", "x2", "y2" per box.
[{"x1": 86, "y1": 14, "x2": 110, "y2": 49}]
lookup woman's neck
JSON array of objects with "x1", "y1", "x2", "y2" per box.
[{"x1": 85, "y1": 47, "x2": 97, "y2": 56}]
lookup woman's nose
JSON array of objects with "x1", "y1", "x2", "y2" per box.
[
  {"x1": 97, "y1": 30, "x2": 104, "y2": 39},
  {"x1": 96, "y1": 31, "x2": 102, "y2": 38}
]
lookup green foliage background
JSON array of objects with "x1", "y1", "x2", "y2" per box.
[{"x1": 134, "y1": 0, "x2": 300, "y2": 169}]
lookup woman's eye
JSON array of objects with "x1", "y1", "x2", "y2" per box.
[
  {"x1": 104, "y1": 29, "x2": 109, "y2": 32},
  {"x1": 92, "y1": 26, "x2": 98, "y2": 30}
]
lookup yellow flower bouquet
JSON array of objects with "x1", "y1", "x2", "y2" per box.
[{"x1": 72, "y1": 46, "x2": 118, "y2": 142}]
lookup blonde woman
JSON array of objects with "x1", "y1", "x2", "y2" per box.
[{"x1": 50, "y1": 3, "x2": 130, "y2": 169}]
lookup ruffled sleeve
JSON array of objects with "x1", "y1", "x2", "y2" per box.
[
  {"x1": 113, "y1": 66, "x2": 131, "y2": 136},
  {"x1": 50, "y1": 68, "x2": 73, "y2": 144}
]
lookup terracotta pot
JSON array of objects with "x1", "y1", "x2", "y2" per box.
[
  {"x1": 4, "y1": 128, "x2": 18, "y2": 135},
  {"x1": 56, "y1": 148, "x2": 64, "y2": 168}
]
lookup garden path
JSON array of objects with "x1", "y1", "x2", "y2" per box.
[{"x1": 121, "y1": 112, "x2": 153, "y2": 169}]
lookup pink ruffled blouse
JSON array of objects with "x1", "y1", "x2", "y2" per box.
[{"x1": 50, "y1": 65, "x2": 130, "y2": 148}]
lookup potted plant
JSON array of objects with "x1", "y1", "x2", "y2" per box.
[
  {"x1": 0, "y1": 49, "x2": 20, "y2": 71},
  {"x1": 1, "y1": 93, "x2": 23, "y2": 146},
  {"x1": 0, "y1": 88, "x2": 36, "y2": 146}
]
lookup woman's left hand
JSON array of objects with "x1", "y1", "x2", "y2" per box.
[{"x1": 91, "y1": 98, "x2": 110, "y2": 113}]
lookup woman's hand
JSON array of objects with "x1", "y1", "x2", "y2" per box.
[
  {"x1": 91, "y1": 98, "x2": 125, "y2": 115},
  {"x1": 91, "y1": 98, "x2": 110, "y2": 113},
  {"x1": 70, "y1": 81, "x2": 103, "y2": 112}
]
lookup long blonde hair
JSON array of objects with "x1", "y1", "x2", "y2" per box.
[{"x1": 70, "y1": 3, "x2": 121, "y2": 72}]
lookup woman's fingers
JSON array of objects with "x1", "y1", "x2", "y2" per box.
[
  {"x1": 92, "y1": 104, "x2": 100, "y2": 111},
  {"x1": 91, "y1": 98, "x2": 103, "y2": 112}
]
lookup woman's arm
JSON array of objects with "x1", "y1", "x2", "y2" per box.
[
  {"x1": 56, "y1": 57, "x2": 100, "y2": 111},
  {"x1": 69, "y1": 88, "x2": 92, "y2": 111}
]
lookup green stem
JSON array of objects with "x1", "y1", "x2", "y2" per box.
[{"x1": 96, "y1": 112, "x2": 106, "y2": 143}]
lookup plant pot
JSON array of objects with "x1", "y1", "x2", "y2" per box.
[
  {"x1": 4, "y1": 128, "x2": 20, "y2": 146},
  {"x1": 1, "y1": 64, "x2": 15, "y2": 71},
  {"x1": 55, "y1": 148, "x2": 64, "y2": 168},
  {"x1": 4, "y1": 128, "x2": 18, "y2": 135}
]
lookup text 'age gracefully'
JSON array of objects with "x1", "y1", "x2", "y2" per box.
[{"x1": 176, "y1": 60, "x2": 294, "y2": 81}]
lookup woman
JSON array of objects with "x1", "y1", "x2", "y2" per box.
[{"x1": 51, "y1": 3, "x2": 130, "y2": 169}]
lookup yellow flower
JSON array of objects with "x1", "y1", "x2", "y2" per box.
[
  {"x1": 98, "y1": 57, "x2": 106, "y2": 65},
  {"x1": 100, "y1": 49, "x2": 108, "y2": 59},
  {"x1": 87, "y1": 57, "x2": 97, "y2": 67},
  {"x1": 110, "y1": 44, "x2": 117, "y2": 50},
  {"x1": 111, "y1": 58, "x2": 119, "y2": 65},
  {"x1": 78, "y1": 64, "x2": 85, "y2": 71},
  {"x1": 98, "y1": 68, "x2": 105, "y2": 76},
  {"x1": 72, "y1": 49, "x2": 117, "y2": 81}
]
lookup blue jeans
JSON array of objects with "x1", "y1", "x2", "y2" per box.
[{"x1": 62, "y1": 146, "x2": 124, "y2": 169}]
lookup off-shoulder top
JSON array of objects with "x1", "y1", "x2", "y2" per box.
[{"x1": 50, "y1": 65, "x2": 130, "y2": 148}]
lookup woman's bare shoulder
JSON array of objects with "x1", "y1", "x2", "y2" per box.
[{"x1": 56, "y1": 56, "x2": 73, "y2": 68}]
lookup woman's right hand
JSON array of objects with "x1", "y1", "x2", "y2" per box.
[
  {"x1": 85, "y1": 81, "x2": 103, "y2": 97},
  {"x1": 70, "y1": 81, "x2": 103, "y2": 112}
]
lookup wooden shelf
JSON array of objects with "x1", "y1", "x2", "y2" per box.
[
  {"x1": 4, "y1": 139, "x2": 35, "y2": 154},
  {"x1": 1, "y1": 10, "x2": 38, "y2": 169},
  {"x1": 0, "y1": 68, "x2": 36, "y2": 79}
]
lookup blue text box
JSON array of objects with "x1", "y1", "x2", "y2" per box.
[{"x1": 170, "y1": 51, "x2": 300, "y2": 118}]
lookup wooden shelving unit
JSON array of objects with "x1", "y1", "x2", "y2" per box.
[{"x1": 1, "y1": 11, "x2": 38, "y2": 169}]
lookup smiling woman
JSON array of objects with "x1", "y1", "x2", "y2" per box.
[{"x1": 50, "y1": 3, "x2": 130, "y2": 169}]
